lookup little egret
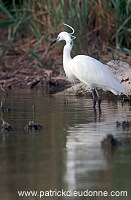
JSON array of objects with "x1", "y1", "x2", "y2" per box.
[{"x1": 50, "y1": 24, "x2": 125, "y2": 108}]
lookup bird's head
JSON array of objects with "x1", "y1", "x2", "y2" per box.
[{"x1": 50, "y1": 24, "x2": 76, "y2": 46}]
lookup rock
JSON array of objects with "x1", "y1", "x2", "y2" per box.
[
  {"x1": 25, "y1": 121, "x2": 43, "y2": 131},
  {"x1": 101, "y1": 134, "x2": 121, "y2": 148},
  {"x1": 55, "y1": 82, "x2": 89, "y2": 96},
  {"x1": 1, "y1": 102, "x2": 12, "y2": 112},
  {"x1": 49, "y1": 76, "x2": 71, "y2": 94},
  {"x1": 106, "y1": 60, "x2": 131, "y2": 95},
  {"x1": 116, "y1": 120, "x2": 131, "y2": 129},
  {"x1": 1, "y1": 120, "x2": 13, "y2": 132},
  {"x1": 101, "y1": 134, "x2": 131, "y2": 150},
  {"x1": 121, "y1": 95, "x2": 131, "y2": 103}
]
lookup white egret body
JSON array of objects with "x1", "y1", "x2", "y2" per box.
[{"x1": 51, "y1": 24, "x2": 125, "y2": 108}]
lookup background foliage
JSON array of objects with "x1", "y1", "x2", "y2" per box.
[{"x1": 0, "y1": 0, "x2": 131, "y2": 64}]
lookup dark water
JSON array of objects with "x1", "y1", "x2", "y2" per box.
[{"x1": 0, "y1": 91, "x2": 131, "y2": 200}]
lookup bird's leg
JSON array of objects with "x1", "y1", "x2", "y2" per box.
[
  {"x1": 95, "y1": 88, "x2": 101, "y2": 108},
  {"x1": 91, "y1": 88, "x2": 96, "y2": 108}
]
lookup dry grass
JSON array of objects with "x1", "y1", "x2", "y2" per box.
[{"x1": 0, "y1": 0, "x2": 130, "y2": 69}]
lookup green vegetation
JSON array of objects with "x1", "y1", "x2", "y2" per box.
[{"x1": 0, "y1": 0, "x2": 131, "y2": 63}]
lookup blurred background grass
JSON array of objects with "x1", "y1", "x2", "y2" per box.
[{"x1": 0, "y1": 0, "x2": 130, "y2": 68}]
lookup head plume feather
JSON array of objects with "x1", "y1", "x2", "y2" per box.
[{"x1": 62, "y1": 23, "x2": 75, "y2": 35}]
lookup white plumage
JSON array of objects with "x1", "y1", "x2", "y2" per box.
[
  {"x1": 51, "y1": 24, "x2": 125, "y2": 108},
  {"x1": 67, "y1": 55, "x2": 125, "y2": 95}
]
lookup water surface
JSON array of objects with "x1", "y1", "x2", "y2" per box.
[{"x1": 0, "y1": 91, "x2": 131, "y2": 200}]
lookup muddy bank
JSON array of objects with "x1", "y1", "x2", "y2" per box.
[
  {"x1": 0, "y1": 48, "x2": 69, "y2": 94},
  {"x1": 0, "y1": 54, "x2": 130, "y2": 96},
  {"x1": 0, "y1": 63, "x2": 70, "y2": 93}
]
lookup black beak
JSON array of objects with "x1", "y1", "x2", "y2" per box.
[{"x1": 50, "y1": 39, "x2": 58, "y2": 46}]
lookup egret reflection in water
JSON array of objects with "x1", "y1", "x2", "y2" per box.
[{"x1": 64, "y1": 101, "x2": 130, "y2": 192}]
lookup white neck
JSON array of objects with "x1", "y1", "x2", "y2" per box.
[{"x1": 63, "y1": 41, "x2": 73, "y2": 66}]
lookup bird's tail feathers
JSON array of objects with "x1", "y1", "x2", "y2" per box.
[{"x1": 110, "y1": 84, "x2": 126, "y2": 95}]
